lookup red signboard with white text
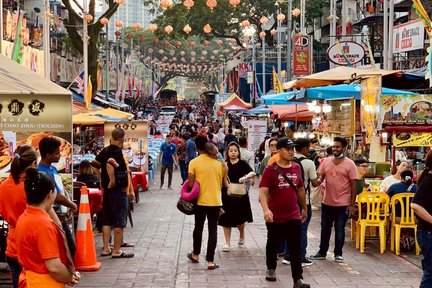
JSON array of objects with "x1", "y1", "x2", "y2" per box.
[{"x1": 293, "y1": 35, "x2": 311, "y2": 76}]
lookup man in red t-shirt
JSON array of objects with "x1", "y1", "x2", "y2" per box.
[{"x1": 259, "y1": 137, "x2": 310, "y2": 288}]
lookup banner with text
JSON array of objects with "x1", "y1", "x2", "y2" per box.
[
  {"x1": 393, "y1": 19, "x2": 425, "y2": 54},
  {"x1": 247, "y1": 120, "x2": 267, "y2": 154}
]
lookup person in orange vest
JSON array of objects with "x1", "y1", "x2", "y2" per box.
[{"x1": 15, "y1": 167, "x2": 80, "y2": 287}]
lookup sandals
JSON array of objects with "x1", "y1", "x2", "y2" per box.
[
  {"x1": 238, "y1": 238, "x2": 245, "y2": 245},
  {"x1": 108, "y1": 242, "x2": 135, "y2": 249},
  {"x1": 100, "y1": 250, "x2": 112, "y2": 257},
  {"x1": 187, "y1": 252, "x2": 199, "y2": 263},
  {"x1": 207, "y1": 263, "x2": 220, "y2": 270},
  {"x1": 222, "y1": 244, "x2": 230, "y2": 252},
  {"x1": 111, "y1": 251, "x2": 135, "y2": 258}
]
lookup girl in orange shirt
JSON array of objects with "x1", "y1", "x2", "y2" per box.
[
  {"x1": 15, "y1": 167, "x2": 80, "y2": 287},
  {"x1": 0, "y1": 145, "x2": 38, "y2": 288}
]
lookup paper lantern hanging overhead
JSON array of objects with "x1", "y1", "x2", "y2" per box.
[
  {"x1": 259, "y1": 31, "x2": 266, "y2": 39},
  {"x1": 183, "y1": 24, "x2": 192, "y2": 34},
  {"x1": 206, "y1": 0, "x2": 217, "y2": 10},
  {"x1": 115, "y1": 20, "x2": 123, "y2": 28},
  {"x1": 277, "y1": 13, "x2": 286, "y2": 22},
  {"x1": 270, "y1": 28, "x2": 277, "y2": 35},
  {"x1": 203, "y1": 24, "x2": 212, "y2": 34},
  {"x1": 164, "y1": 25, "x2": 174, "y2": 34},
  {"x1": 132, "y1": 23, "x2": 141, "y2": 30},
  {"x1": 229, "y1": 0, "x2": 240, "y2": 7},
  {"x1": 292, "y1": 8, "x2": 301, "y2": 17},
  {"x1": 183, "y1": 0, "x2": 194, "y2": 9},
  {"x1": 100, "y1": 17, "x2": 108, "y2": 26},
  {"x1": 160, "y1": 0, "x2": 172, "y2": 9},
  {"x1": 241, "y1": 20, "x2": 250, "y2": 27},
  {"x1": 149, "y1": 24, "x2": 158, "y2": 33},
  {"x1": 260, "y1": 16, "x2": 269, "y2": 25}
]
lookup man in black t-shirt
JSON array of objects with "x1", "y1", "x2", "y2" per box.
[{"x1": 92, "y1": 128, "x2": 134, "y2": 259}]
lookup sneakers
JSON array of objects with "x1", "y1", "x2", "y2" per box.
[
  {"x1": 282, "y1": 259, "x2": 290, "y2": 265},
  {"x1": 265, "y1": 269, "x2": 277, "y2": 282},
  {"x1": 310, "y1": 252, "x2": 326, "y2": 260},
  {"x1": 293, "y1": 279, "x2": 310, "y2": 288},
  {"x1": 301, "y1": 258, "x2": 313, "y2": 267},
  {"x1": 222, "y1": 244, "x2": 230, "y2": 252},
  {"x1": 334, "y1": 255, "x2": 344, "y2": 262},
  {"x1": 282, "y1": 258, "x2": 313, "y2": 267}
]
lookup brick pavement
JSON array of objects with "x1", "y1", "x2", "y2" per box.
[{"x1": 76, "y1": 169, "x2": 423, "y2": 288}]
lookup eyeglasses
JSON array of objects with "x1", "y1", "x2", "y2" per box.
[{"x1": 359, "y1": 164, "x2": 369, "y2": 168}]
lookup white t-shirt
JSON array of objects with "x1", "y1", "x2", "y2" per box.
[
  {"x1": 295, "y1": 153, "x2": 318, "y2": 205},
  {"x1": 379, "y1": 175, "x2": 400, "y2": 192}
]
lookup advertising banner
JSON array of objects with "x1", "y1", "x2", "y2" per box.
[
  {"x1": 361, "y1": 75, "x2": 381, "y2": 144},
  {"x1": 327, "y1": 41, "x2": 365, "y2": 66},
  {"x1": 381, "y1": 94, "x2": 432, "y2": 125},
  {"x1": 247, "y1": 120, "x2": 267, "y2": 153},
  {"x1": 393, "y1": 19, "x2": 425, "y2": 54},
  {"x1": 104, "y1": 122, "x2": 148, "y2": 171},
  {"x1": 293, "y1": 35, "x2": 311, "y2": 76},
  {"x1": 392, "y1": 132, "x2": 432, "y2": 147}
]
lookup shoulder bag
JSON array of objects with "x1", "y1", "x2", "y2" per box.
[
  {"x1": 177, "y1": 197, "x2": 196, "y2": 215},
  {"x1": 227, "y1": 175, "x2": 247, "y2": 197}
]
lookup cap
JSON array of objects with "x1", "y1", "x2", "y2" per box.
[{"x1": 276, "y1": 137, "x2": 297, "y2": 149}]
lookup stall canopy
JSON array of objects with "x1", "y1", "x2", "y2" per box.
[
  {"x1": 261, "y1": 91, "x2": 304, "y2": 105},
  {"x1": 284, "y1": 66, "x2": 400, "y2": 89},
  {"x1": 243, "y1": 105, "x2": 272, "y2": 115},
  {"x1": 83, "y1": 108, "x2": 134, "y2": 120},
  {"x1": 73, "y1": 113, "x2": 106, "y2": 125},
  {"x1": 218, "y1": 93, "x2": 252, "y2": 110},
  {"x1": 0, "y1": 55, "x2": 71, "y2": 96},
  {"x1": 269, "y1": 105, "x2": 314, "y2": 121},
  {"x1": 306, "y1": 84, "x2": 418, "y2": 100}
]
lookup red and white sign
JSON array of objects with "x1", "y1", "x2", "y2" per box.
[
  {"x1": 327, "y1": 41, "x2": 365, "y2": 66},
  {"x1": 393, "y1": 19, "x2": 425, "y2": 54},
  {"x1": 293, "y1": 35, "x2": 311, "y2": 76}
]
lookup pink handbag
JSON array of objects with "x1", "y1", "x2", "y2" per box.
[{"x1": 181, "y1": 180, "x2": 200, "y2": 201}]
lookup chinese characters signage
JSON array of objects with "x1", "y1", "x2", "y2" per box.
[{"x1": 293, "y1": 35, "x2": 311, "y2": 76}]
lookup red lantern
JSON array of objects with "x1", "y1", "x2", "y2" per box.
[
  {"x1": 241, "y1": 20, "x2": 250, "y2": 27},
  {"x1": 229, "y1": 0, "x2": 240, "y2": 7},
  {"x1": 160, "y1": 0, "x2": 172, "y2": 9},
  {"x1": 85, "y1": 14, "x2": 93, "y2": 23},
  {"x1": 183, "y1": 24, "x2": 192, "y2": 34},
  {"x1": 215, "y1": 39, "x2": 223, "y2": 46},
  {"x1": 206, "y1": 0, "x2": 217, "y2": 10},
  {"x1": 260, "y1": 16, "x2": 269, "y2": 25},
  {"x1": 163, "y1": 40, "x2": 170, "y2": 46},
  {"x1": 188, "y1": 41, "x2": 195, "y2": 47},
  {"x1": 152, "y1": 38, "x2": 160, "y2": 45},
  {"x1": 203, "y1": 24, "x2": 212, "y2": 34},
  {"x1": 126, "y1": 34, "x2": 133, "y2": 40},
  {"x1": 140, "y1": 36, "x2": 146, "y2": 42},
  {"x1": 217, "y1": 110, "x2": 223, "y2": 117},
  {"x1": 115, "y1": 20, "x2": 123, "y2": 28},
  {"x1": 115, "y1": 31, "x2": 121, "y2": 37},
  {"x1": 149, "y1": 24, "x2": 158, "y2": 33},
  {"x1": 183, "y1": 0, "x2": 194, "y2": 9},
  {"x1": 100, "y1": 17, "x2": 108, "y2": 26},
  {"x1": 259, "y1": 31, "x2": 266, "y2": 39},
  {"x1": 203, "y1": 40, "x2": 210, "y2": 46},
  {"x1": 270, "y1": 29, "x2": 277, "y2": 36},
  {"x1": 164, "y1": 25, "x2": 173, "y2": 34},
  {"x1": 292, "y1": 8, "x2": 301, "y2": 17},
  {"x1": 175, "y1": 41, "x2": 182, "y2": 47}
]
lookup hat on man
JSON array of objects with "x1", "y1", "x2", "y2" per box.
[{"x1": 276, "y1": 137, "x2": 297, "y2": 149}]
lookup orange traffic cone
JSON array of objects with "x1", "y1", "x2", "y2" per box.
[{"x1": 74, "y1": 185, "x2": 101, "y2": 271}]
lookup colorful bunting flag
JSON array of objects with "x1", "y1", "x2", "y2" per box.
[{"x1": 11, "y1": 11, "x2": 23, "y2": 64}]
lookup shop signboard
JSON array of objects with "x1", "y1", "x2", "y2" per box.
[
  {"x1": 393, "y1": 19, "x2": 425, "y2": 54},
  {"x1": 361, "y1": 75, "x2": 381, "y2": 144},
  {"x1": 247, "y1": 120, "x2": 267, "y2": 153},
  {"x1": 104, "y1": 121, "x2": 148, "y2": 171},
  {"x1": 392, "y1": 132, "x2": 432, "y2": 147},
  {"x1": 381, "y1": 94, "x2": 432, "y2": 125},
  {"x1": 327, "y1": 41, "x2": 365, "y2": 66},
  {"x1": 293, "y1": 35, "x2": 311, "y2": 76}
]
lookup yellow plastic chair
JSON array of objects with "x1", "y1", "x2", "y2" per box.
[
  {"x1": 355, "y1": 192, "x2": 390, "y2": 253},
  {"x1": 390, "y1": 193, "x2": 420, "y2": 255}
]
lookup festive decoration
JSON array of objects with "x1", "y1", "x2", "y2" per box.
[
  {"x1": 149, "y1": 24, "x2": 158, "y2": 33},
  {"x1": 229, "y1": 0, "x2": 240, "y2": 7},
  {"x1": 203, "y1": 24, "x2": 212, "y2": 33},
  {"x1": 163, "y1": 40, "x2": 170, "y2": 46},
  {"x1": 292, "y1": 8, "x2": 301, "y2": 17},
  {"x1": 270, "y1": 28, "x2": 277, "y2": 35},
  {"x1": 183, "y1": 24, "x2": 192, "y2": 34},
  {"x1": 188, "y1": 41, "x2": 196, "y2": 47},
  {"x1": 114, "y1": 30, "x2": 121, "y2": 37},
  {"x1": 206, "y1": 0, "x2": 217, "y2": 10},
  {"x1": 183, "y1": 0, "x2": 194, "y2": 9},
  {"x1": 241, "y1": 20, "x2": 250, "y2": 27},
  {"x1": 259, "y1": 31, "x2": 266, "y2": 39},
  {"x1": 164, "y1": 25, "x2": 174, "y2": 34},
  {"x1": 260, "y1": 16, "x2": 269, "y2": 25},
  {"x1": 115, "y1": 0, "x2": 125, "y2": 4},
  {"x1": 215, "y1": 39, "x2": 223, "y2": 46},
  {"x1": 277, "y1": 13, "x2": 286, "y2": 22},
  {"x1": 139, "y1": 36, "x2": 146, "y2": 42},
  {"x1": 85, "y1": 14, "x2": 93, "y2": 22},
  {"x1": 152, "y1": 38, "x2": 160, "y2": 44},
  {"x1": 100, "y1": 17, "x2": 108, "y2": 26},
  {"x1": 126, "y1": 34, "x2": 133, "y2": 40},
  {"x1": 132, "y1": 23, "x2": 141, "y2": 30},
  {"x1": 175, "y1": 41, "x2": 182, "y2": 47},
  {"x1": 203, "y1": 40, "x2": 210, "y2": 46},
  {"x1": 160, "y1": 0, "x2": 172, "y2": 9},
  {"x1": 115, "y1": 20, "x2": 123, "y2": 28}
]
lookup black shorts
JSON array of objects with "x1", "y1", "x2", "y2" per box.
[{"x1": 102, "y1": 188, "x2": 128, "y2": 228}]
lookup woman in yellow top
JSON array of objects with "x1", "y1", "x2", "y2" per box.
[{"x1": 186, "y1": 135, "x2": 225, "y2": 270}]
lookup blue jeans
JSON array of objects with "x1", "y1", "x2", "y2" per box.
[
  {"x1": 318, "y1": 203, "x2": 349, "y2": 256},
  {"x1": 285, "y1": 205, "x2": 312, "y2": 260},
  {"x1": 179, "y1": 160, "x2": 187, "y2": 183},
  {"x1": 417, "y1": 230, "x2": 432, "y2": 287},
  {"x1": 6, "y1": 256, "x2": 21, "y2": 288}
]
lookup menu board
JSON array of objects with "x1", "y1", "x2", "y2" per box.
[
  {"x1": 247, "y1": 120, "x2": 267, "y2": 153},
  {"x1": 381, "y1": 94, "x2": 432, "y2": 125}
]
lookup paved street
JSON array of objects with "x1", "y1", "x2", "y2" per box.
[{"x1": 76, "y1": 170, "x2": 423, "y2": 288}]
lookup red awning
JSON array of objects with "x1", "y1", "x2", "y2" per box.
[
  {"x1": 218, "y1": 93, "x2": 252, "y2": 110},
  {"x1": 269, "y1": 105, "x2": 314, "y2": 121}
]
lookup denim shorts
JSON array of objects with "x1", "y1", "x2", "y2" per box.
[{"x1": 102, "y1": 188, "x2": 128, "y2": 228}]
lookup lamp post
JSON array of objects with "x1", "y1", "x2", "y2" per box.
[
  {"x1": 261, "y1": 28, "x2": 266, "y2": 94},
  {"x1": 43, "y1": 0, "x2": 51, "y2": 79},
  {"x1": 275, "y1": 2, "x2": 282, "y2": 78},
  {"x1": 83, "y1": 0, "x2": 89, "y2": 100},
  {"x1": 286, "y1": 0, "x2": 292, "y2": 81}
]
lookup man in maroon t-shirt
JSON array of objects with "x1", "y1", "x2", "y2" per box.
[{"x1": 259, "y1": 137, "x2": 310, "y2": 288}]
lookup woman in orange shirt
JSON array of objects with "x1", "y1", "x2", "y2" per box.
[
  {"x1": 0, "y1": 145, "x2": 38, "y2": 288},
  {"x1": 15, "y1": 167, "x2": 80, "y2": 287}
]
